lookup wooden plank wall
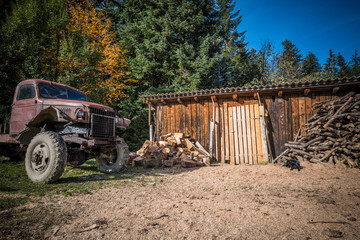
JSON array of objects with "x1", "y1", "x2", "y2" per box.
[
  {"x1": 263, "y1": 88, "x2": 352, "y2": 158},
  {"x1": 154, "y1": 87, "x2": 357, "y2": 163},
  {"x1": 155, "y1": 96, "x2": 266, "y2": 164}
]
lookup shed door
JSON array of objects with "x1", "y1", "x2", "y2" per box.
[{"x1": 218, "y1": 101, "x2": 268, "y2": 164}]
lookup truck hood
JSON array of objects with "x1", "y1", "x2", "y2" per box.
[
  {"x1": 40, "y1": 99, "x2": 131, "y2": 128},
  {"x1": 41, "y1": 99, "x2": 114, "y2": 112}
]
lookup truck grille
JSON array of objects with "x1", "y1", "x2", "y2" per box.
[
  {"x1": 90, "y1": 107, "x2": 115, "y2": 117},
  {"x1": 90, "y1": 114, "x2": 115, "y2": 137}
]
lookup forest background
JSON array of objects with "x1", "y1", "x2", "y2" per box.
[{"x1": 0, "y1": 0, "x2": 359, "y2": 150}]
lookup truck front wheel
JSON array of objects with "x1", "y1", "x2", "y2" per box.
[
  {"x1": 25, "y1": 131, "x2": 67, "y2": 183},
  {"x1": 96, "y1": 140, "x2": 129, "y2": 173}
]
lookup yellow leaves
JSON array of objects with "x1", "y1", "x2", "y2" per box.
[{"x1": 56, "y1": 0, "x2": 136, "y2": 105}]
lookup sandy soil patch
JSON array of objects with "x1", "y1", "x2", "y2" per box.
[{"x1": 42, "y1": 162, "x2": 360, "y2": 240}]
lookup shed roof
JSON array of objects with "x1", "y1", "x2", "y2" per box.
[{"x1": 142, "y1": 76, "x2": 360, "y2": 102}]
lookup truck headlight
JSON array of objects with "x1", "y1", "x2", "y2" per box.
[{"x1": 75, "y1": 108, "x2": 85, "y2": 119}]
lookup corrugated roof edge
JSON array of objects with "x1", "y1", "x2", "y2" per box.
[{"x1": 141, "y1": 76, "x2": 360, "y2": 101}]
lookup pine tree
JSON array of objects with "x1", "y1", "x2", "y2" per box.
[
  {"x1": 277, "y1": 39, "x2": 302, "y2": 82},
  {"x1": 349, "y1": 49, "x2": 360, "y2": 77},
  {"x1": 324, "y1": 49, "x2": 338, "y2": 78},
  {"x1": 113, "y1": 0, "x2": 219, "y2": 92},
  {"x1": 336, "y1": 52, "x2": 349, "y2": 78},
  {"x1": 216, "y1": 0, "x2": 254, "y2": 87},
  {"x1": 254, "y1": 39, "x2": 278, "y2": 84},
  {"x1": 301, "y1": 51, "x2": 322, "y2": 80}
]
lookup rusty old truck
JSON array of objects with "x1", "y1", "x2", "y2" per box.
[{"x1": 0, "y1": 79, "x2": 130, "y2": 183}]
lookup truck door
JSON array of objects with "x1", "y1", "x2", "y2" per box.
[{"x1": 10, "y1": 84, "x2": 37, "y2": 135}]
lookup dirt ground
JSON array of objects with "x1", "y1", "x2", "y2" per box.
[{"x1": 4, "y1": 162, "x2": 360, "y2": 239}]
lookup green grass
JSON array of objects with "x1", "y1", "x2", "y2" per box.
[
  {"x1": 0, "y1": 196, "x2": 29, "y2": 211},
  {"x1": 0, "y1": 158, "x2": 157, "y2": 199}
]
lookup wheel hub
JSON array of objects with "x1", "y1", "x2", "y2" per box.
[{"x1": 31, "y1": 144, "x2": 50, "y2": 172}]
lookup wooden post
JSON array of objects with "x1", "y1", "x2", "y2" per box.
[
  {"x1": 148, "y1": 102, "x2": 153, "y2": 141},
  {"x1": 209, "y1": 96, "x2": 216, "y2": 159}
]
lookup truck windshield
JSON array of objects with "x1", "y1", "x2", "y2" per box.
[{"x1": 38, "y1": 83, "x2": 87, "y2": 101}]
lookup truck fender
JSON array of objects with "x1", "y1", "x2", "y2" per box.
[{"x1": 16, "y1": 107, "x2": 60, "y2": 145}]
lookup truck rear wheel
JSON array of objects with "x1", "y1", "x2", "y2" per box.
[
  {"x1": 96, "y1": 140, "x2": 129, "y2": 173},
  {"x1": 25, "y1": 131, "x2": 67, "y2": 183}
]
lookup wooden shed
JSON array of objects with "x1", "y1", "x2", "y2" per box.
[{"x1": 142, "y1": 77, "x2": 360, "y2": 164}]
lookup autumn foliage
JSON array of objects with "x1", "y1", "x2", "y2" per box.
[{"x1": 58, "y1": 0, "x2": 136, "y2": 105}]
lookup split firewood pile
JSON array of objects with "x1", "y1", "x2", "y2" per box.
[
  {"x1": 275, "y1": 91, "x2": 360, "y2": 169},
  {"x1": 129, "y1": 133, "x2": 211, "y2": 168}
]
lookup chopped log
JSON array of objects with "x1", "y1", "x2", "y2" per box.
[
  {"x1": 324, "y1": 97, "x2": 354, "y2": 128},
  {"x1": 181, "y1": 159, "x2": 197, "y2": 168},
  {"x1": 290, "y1": 149, "x2": 319, "y2": 160}
]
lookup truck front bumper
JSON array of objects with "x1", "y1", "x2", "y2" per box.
[{"x1": 62, "y1": 135, "x2": 123, "y2": 149}]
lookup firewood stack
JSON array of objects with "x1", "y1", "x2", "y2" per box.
[
  {"x1": 275, "y1": 91, "x2": 360, "y2": 168},
  {"x1": 130, "y1": 133, "x2": 211, "y2": 168}
]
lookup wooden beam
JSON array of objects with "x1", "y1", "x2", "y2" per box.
[
  {"x1": 304, "y1": 89, "x2": 310, "y2": 96},
  {"x1": 278, "y1": 91, "x2": 283, "y2": 98},
  {"x1": 194, "y1": 96, "x2": 199, "y2": 102},
  {"x1": 148, "y1": 102, "x2": 152, "y2": 126},
  {"x1": 238, "y1": 98, "x2": 244, "y2": 105},
  {"x1": 177, "y1": 98, "x2": 182, "y2": 104},
  {"x1": 211, "y1": 95, "x2": 217, "y2": 102},
  {"x1": 161, "y1": 99, "x2": 166, "y2": 105},
  {"x1": 332, "y1": 87, "x2": 340, "y2": 94},
  {"x1": 253, "y1": 92, "x2": 258, "y2": 100}
]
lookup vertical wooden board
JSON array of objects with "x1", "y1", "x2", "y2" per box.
[
  {"x1": 208, "y1": 99, "x2": 214, "y2": 155},
  {"x1": 250, "y1": 100, "x2": 257, "y2": 164},
  {"x1": 237, "y1": 106, "x2": 244, "y2": 164},
  {"x1": 259, "y1": 105, "x2": 268, "y2": 162},
  {"x1": 245, "y1": 102, "x2": 253, "y2": 164},
  {"x1": 298, "y1": 96, "x2": 306, "y2": 135},
  {"x1": 291, "y1": 94, "x2": 299, "y2": 141},
  {"x1": 220, "y1": 104, "x2": 225, "y2": 163},
  {"x1": 180, "y1": 104, "x2": 185, "y2": 133},
  {"x1": 264, "y1": 96, "x2": 275, "y2": 158},
  {"x1": 204, "y1": 100, "x2": 209, "y2": 150},
  {"x1": 305, "y1": 93, "x2": 313, "y2": 124},
  {"x1": 174, "y1": 103, "x2": 178, "y2": 133},
  {"x1": 224, "y1": 102, "x2": 230, "y2": 162},
  {"x1": 188, "y1": 102, "x2": 192, "y2": 137},
  {"x1": 284, "y1": 94, "x2": 292, "y2": 143},
  {"x1": 228, "y1": 102, "x2": 235, "y2": 164},
  {"x1": 232, "y1": 106, "x2": 239, "y2": 165},
  {"x1": 175, "y1": 103, "x2": 180, "y2": 133},
  {"x1": 172, "y1": 103, "x2": 176, "y2": 133},
  {"x1": 241, "y1": 105, "x2": 248, "y2": 164},
  {"x1": 163, "y1": 105, "x2": 167, "y2": 135},
  {"x1": 254, "y1": 102, "x2": 263, "y2": 163},
  {"x1": 271, "y1": 97, "x2": 280, "y2": 157},
  {"x1": 191, "y1": 101, "x2": 196, "y2": 138},
  {"x1": 278, "y1": 97, "x2": 286, "y2": 154},
  {"x1": 184, "y1": 102, "x2": 189, "y2": 136},
  {"x1": 155, "y1": 106, "x2": 159, "y2": 140},
  {"x1": 197, "y1": 100, "x2": 202, "y2": 145},
  {"x1": 215, "y1": 103, "x2": 220, "y2": 161}
]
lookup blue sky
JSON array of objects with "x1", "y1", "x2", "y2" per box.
[{"x1": 236, "y1": 0, "x2": 360, "y2": 64}]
